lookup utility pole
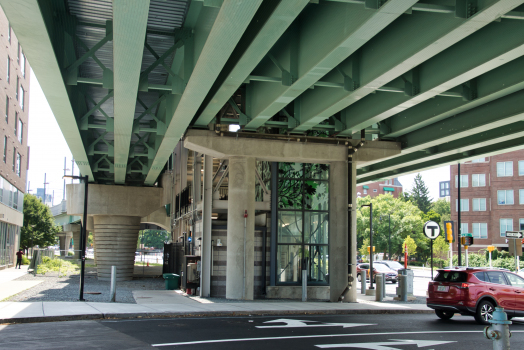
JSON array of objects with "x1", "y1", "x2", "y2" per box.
[
  {"x1": 71, "y1": 159, "x2": 75, "y2": 184},
  {"x1": 63, "y1": 157, "x2": 70, "y2": 200},
  {"x1": 43, "y1": 173, "x2": 49, "y2": 205}
]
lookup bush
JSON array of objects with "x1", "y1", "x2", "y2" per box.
[
  {"x1": 21, "y1": 255, "x2": 30, "y2": 265},
  {"x1": 67, "y1": 251, "x2": 73, "y2": 256},
  {"x1": 427, "y1": 257, "x2": 447, "y2": 268},
  {"x1": 409, "y1": 261, "x2": 424, "y2": 267},
  {"x1": 485, "y1": 249, "x2": 498, "y2": 260},
  {"x1": 36, "y1": 256, "x2": 79, "y2": 276}
]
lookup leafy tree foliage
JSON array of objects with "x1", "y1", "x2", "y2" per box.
[
  {"x1": 357, "y1": 194, "x2": 424, "y2": 259},
  {"x1": 431, "y1": 198, "x2": 450, "y2": 217},
  {"x1": 432, "y1": 235, "x2": 449, "y2": 259},
  {"x1": 408, "y1": 173, "x2": 432, "y2": 213},
  {"x1": 21, "y1": 194, "x2": 60, "y2": 251},
  {"x1": 139, "y1": 229, "x2": 169, "y2": 249},
  {"x1": 403, "y1": 235, "x2": 417, "y2": 256}
]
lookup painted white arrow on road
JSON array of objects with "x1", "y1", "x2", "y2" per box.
[
  {"x1": 316, "y1": 339, "x2": 455, "y2": 350},
  {"x1": 256, "y1": 319, "x2": 374, "y2": 329}
]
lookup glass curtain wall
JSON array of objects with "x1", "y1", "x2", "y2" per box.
[
  {"x1": 0, "y1": 222, "x2": 20, "y2": 267},
  {"x1": 276, "y1": 163, "x2": 329, "y2": 285}
]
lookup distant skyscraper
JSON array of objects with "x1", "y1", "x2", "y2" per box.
[{"x1": 36, "y1": 188, "x2": 52, "y2": 205}]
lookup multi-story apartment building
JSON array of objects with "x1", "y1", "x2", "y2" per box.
[
  {"x1": 450, "y1": 149, "x2": 524, "y2": 253},
  {"x1": 356, "y1": 178, "x2": 403, "y2": 199},
  {"x1": 0, "y1": 6, "x2": 30, "y2": 269}
]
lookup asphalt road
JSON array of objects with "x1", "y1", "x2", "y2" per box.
[{"x1": 1, "y1": 313, "x2": 523, "y2": 350}]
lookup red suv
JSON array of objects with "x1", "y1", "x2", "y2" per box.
[{"x1": 427, "y1": 268, "x2": 524, "y2": 324}]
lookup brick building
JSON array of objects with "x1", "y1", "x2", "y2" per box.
[
  {"x1": 356, "y1": 178, "x2": 403, "y2": 199},
  {"x1": 0, "y1": 6, "x2": 30, "y2": 269},
  {"x1": 450, "y1": 149, "x2": 524, "y2": 253}
]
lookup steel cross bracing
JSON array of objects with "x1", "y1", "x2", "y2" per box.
[{"x1": 3, "y1": 0, "x2": 524, "y2": 187}]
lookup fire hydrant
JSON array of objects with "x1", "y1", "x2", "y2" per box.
[{"x1": 484, "y1": 307, "x2": 511, "y2": 350}]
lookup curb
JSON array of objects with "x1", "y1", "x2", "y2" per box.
[{"x1": 0, "y1": 308, "x2": 434, "y2": 324}]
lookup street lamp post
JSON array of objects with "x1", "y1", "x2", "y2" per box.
[
  {"x1": 63, "y1": 174, "x2": 88, "y2": 301},
  {"x1": 361, "y1": 203, "x2": 374, "y2": 290}
]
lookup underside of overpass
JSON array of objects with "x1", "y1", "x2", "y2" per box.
[{"x1": 3, "y1": 0, "x2": 524, "y2": 299}]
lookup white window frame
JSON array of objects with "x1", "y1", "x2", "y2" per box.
[
  {"x1": 472, "y1": 174, "x2": 486, "y2": 187},
  {"x1": 456, "y1": 199, "x2": 469, "y2": 212},
  {"x1": 460, "y1": 223, "x2": 468, "y2": 235},
  {"x1": 520, "y1": 189, "x2": 524, "y2": 205},
  {"x1": 363, "y1": 189, "x2": 367, "y2": 195},
  {"x1": 500, "y1": 219, "x2": 513, "y2": 237},
  {"x1": 455, "y1": 175, "x2": 468, "y2": 188},
  {"x1": 472, "y1": 198, "x2": 486, "y2": 211},
  {"x1": 497, "y1": 190, "x2": 514, "y2": 205},
  {"x1": 471, "y1": 158, "x2": 486, "y2": 163},
  {"x1": 472, "y1": 223, "x2": 488, "y2": 239},
  {"x1": 497, "y1": 161, "x2": 513, "y2": 177},
  {"x1": 520, "y1": 218, "x2": 524, "y2": 232}
]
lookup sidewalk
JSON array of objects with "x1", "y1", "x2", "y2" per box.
[
  {"x1": 0, "y1": 266, "x2": 43, "y2": 302},
  {"x1": 0, "y1": 289, "x2": 432, "y2": 324}
]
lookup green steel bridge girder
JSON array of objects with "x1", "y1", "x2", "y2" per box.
[
  {"x1": 289, "y1": 0, "x2": 524, "y2": 133},
  {"x1": 240, "y1": 0, "x2": 419, "y2": 131}
]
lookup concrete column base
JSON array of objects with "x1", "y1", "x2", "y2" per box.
[{"x1": 94, "y1": 215, "x2": 141, "y2": 281}]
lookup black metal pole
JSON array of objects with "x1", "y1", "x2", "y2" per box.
[
  {"x1": 369, "y1": 203, "x2": 374, "y2": 290},
  {"x1": 458, "y1": 163, "x2": 462, "y2": 266},
  {"x1": 388, "y1": 214, "x2": 391, "y2": 260},
  {"x1": 79, "y1": 175, "x2": 88, "y2": 301},
  {"x1": 431, "y1": 239, "x2": 434, "y2": 281}
]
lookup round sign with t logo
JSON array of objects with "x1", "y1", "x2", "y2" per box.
[{"x1": 423, "y1": 220, "x2": 440, "y2": 240}]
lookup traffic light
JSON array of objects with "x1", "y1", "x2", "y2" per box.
[
  {"x1": 445, "y1": 221, "x2": 454, "y2": 243},
  {"x1": 367, "y1": 246, "x2": 375, "y2": 253}
]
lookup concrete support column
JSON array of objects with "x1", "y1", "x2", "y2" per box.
[
  {"x1": 201, "y1": 154, "x2": 213, "y2": 297},
  {"x1": 226, "y1": 157, "x2": 255, "y2": 300},
  {"x1": 57, "y1": 232, "x2": 72, "y2": 256},
  {"x1": 94, "y1": 215, "x2": 141, "y2": 281},
  {"x1": 329, "y1": 161, "x2": 349, "y2": 302},
  {"x1": 348, "y1": 160, "x2": 357, "y2": 302}
]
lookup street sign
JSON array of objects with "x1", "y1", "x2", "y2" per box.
[
  {"x1": 423, "y1": 221, "x2": 440, "y2": 240},
  {"x1": 506, "y1": 231, "x2": 523, "y2": 239}
]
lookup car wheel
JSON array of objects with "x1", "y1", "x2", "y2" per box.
[
  {"x1": 357, "y1": 274, "x2": 361, "y2": 282},
  {"x1": 435, "y1": 310, "x2": 454, "y2": 320},
  {"x1": 475, "y1": 300, "x2": 495, "y2": 325},
  {"x1": 391, "y1": 280, "x2": 397, "y2": 284}
]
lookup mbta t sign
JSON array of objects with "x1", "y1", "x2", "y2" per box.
[{"x1": 423, "y1": 221, "x2": 441, "y2": 240}]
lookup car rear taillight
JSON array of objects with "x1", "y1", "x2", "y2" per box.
[{"x1": 457, "y1": 283, "x2": 469, "y2": 289}]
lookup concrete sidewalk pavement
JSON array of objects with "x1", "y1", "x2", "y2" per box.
[
  {"x1": 0, "y1": 267, "x2": 43, "y2": 302},
  {"x1": 0, "y1": 289, "x2": 432, "y2": 324}
]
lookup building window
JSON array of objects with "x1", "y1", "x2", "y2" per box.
[
  {"x1": 20, "y1": 52, "x2": 25, "y2": 78},
  {"x1": 17, "y1": 43, "x2": 20, "y2": 65},
  {"x1": 373, "y1": 189, "x2": 377, "y2": 192},
  {"x1": 497, "y1": 161, "x2": 513, "y2": 177},
  {"x1": 4, "y1": 95, "x2": 8, "y2": 123},
  {"x1": 497, "y1": 190, "x2": 514, "y2": 205},
  {"x1": 277, "y1": 162, "x2": 329, "y2": 285},
  {"x1": 472, "y1": 198, "x2": 486, "y2": 211},
  {"x1": 455, "y1": 175, "x2": 468, "y2": 187},
  {"x1": 363, "y1": 189, "x2": 367, "y2": 195},
  {"x1": 519, "y1": 160, "x2": 524, "y2": 176},
  {"x1": 3, "y1": 137, "x2": 6, "y2": 163},
  {"x1": 500, "y1": 219, "x2": 513, "y2": 237},
  {"x1": 439, "y1": 181, "x2": 450, "y2": 197},
  {"x1": 472, "y1": 174, "x2": 486, "y2": 187},
  {"x1": 14, "y1": 112, "x2": 17, "y2": 137},
  {"x1": 16, "y1": 153, "x2": 20, "y2": 177},
  {"x1": 472, "y1": 223, "x2": 488, "y2": 239},
  {"x1": 520, "y1": 219, "x2": 524, "y2": 231},
  {"x1": 520, "y1": 189, "x2": 524, "y2": 205},
  {"x1": 6, "y1": 56, "x2": 10, "y2": 84},
  {"x1": 471, "y1": 158, "x2": 486, "y2": 163},
  {"x1": 15, "y1": 76, "x2": 19, "y2": 100},
  {"x1": 456, "y1": 199, "x2": 469, "y2": 212},
  {"x1": 19, "y1": 85, "x2": 24, "y2": 111},
  {"x1": 12, "y1": 148, "x2": 15, "y2": 171},
  {"x1": 18, "y1": 119, "x2": 22, "y2": 144},
  {"x1": 460, "y1": 223, "x2": 468, "y2": 235},
  {"x1": 7, "y1": 23, "x2": 11, "y2": 43}
]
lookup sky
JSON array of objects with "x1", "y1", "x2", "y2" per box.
[{"x1": 26, "y1": 68, "x2": 450, "y2": 206}]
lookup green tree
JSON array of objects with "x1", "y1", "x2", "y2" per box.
[
  {"x1": 21, "y1": 194, "x2": 60, "y2": 252},
  {"x1": 432, "y1": 235, "x2": 449, "y2": 259},
  {"x1": 403, "y1": 235, "x2": 417, "y2": 256},
  {"x1": 409, "y1": 173, "x2": 432, "y2": 213},
  {"x1": 139, "y1": 229, "x2": 169, "y2": 249},
  {"x1": 358, "y1": 237, "x2": 370, "y2": 261},
  {"x1": 431, "y1": 198, "x2": 451, "y2": 229},
  {"x1": 357, "y1": 194, "x2": 424, "y2": 260}
]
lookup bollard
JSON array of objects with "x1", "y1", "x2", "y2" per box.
[
  {"x1": 375, "y1": 274, "x2": 384, "y2": 302},
  {"x1": 302, "y1": 269, "x2": 307, "y2": 302},
  {"x1": 399, "y1": 275, "x2": 407, "y2": 301},
  {"x1": 361, "y1": 270, "x2": 367, "y2": 294},
  {"x1": 484, "y1": 307, "x2": 511, "y2": 350},
  {"x1": 110, "y1": 266, "x2": 117, "y2": 302},
  {"x1": 382, "y1": 272, "x2": 386, "y2": 298}
]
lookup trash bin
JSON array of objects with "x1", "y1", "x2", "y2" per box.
[{"x1": 163, "y1": 273, "x2": 180, "y2": 290}]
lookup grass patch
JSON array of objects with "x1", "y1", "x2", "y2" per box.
[
  {"x1": 134, "y1": 262, "x2": 163, "y2": 267},
  {"x1": 37, "y1": 256, "x2": 80, "y2": 277}
]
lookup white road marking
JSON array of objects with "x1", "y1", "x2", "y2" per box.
[
  {"x1": 151, "y1": 330, "x2": 524, "y2": 347},
  {"x1": 256, "y1": 318, "x2": 374, "y2": 329},
  {"x1": 316, "y1": 339, "x2": 454, "y2": 350}
]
